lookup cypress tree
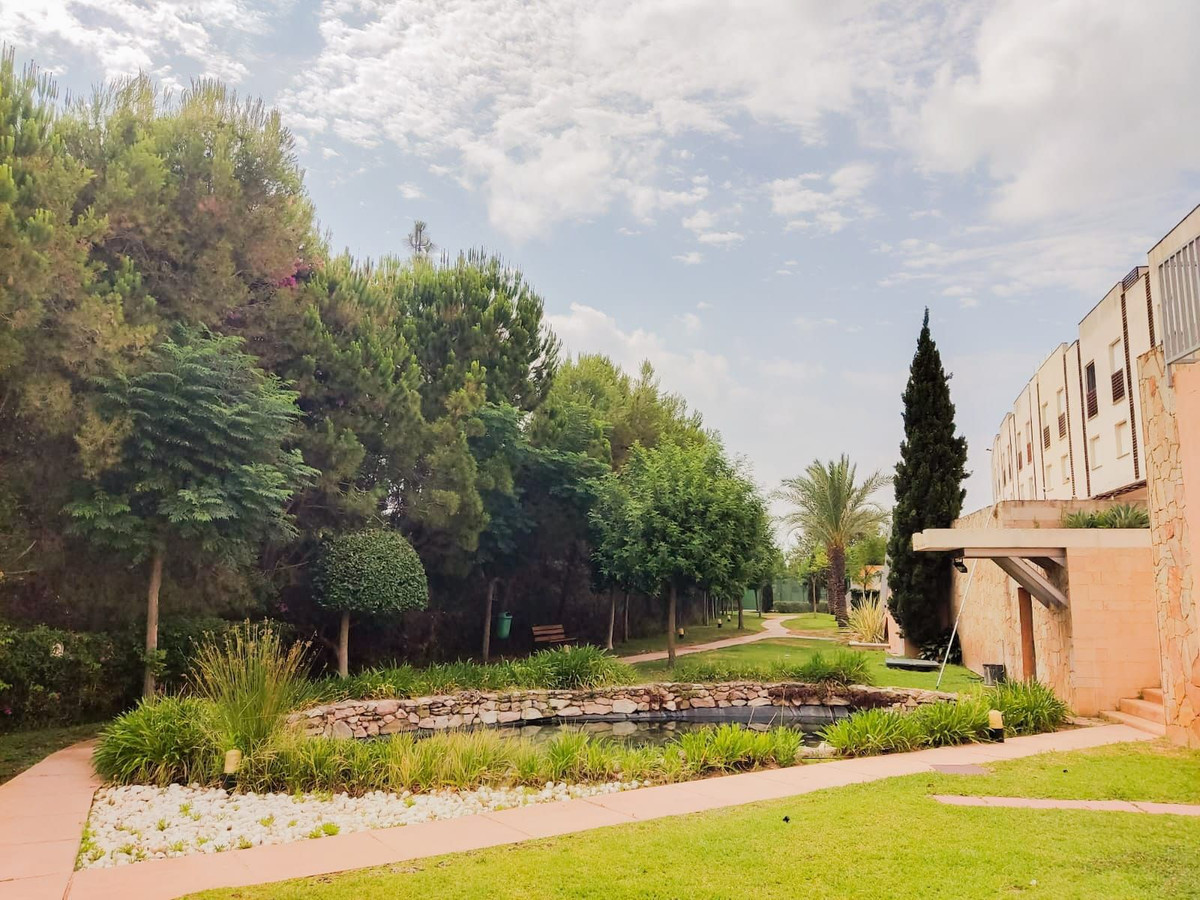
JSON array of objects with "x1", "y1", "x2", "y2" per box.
[{"x1": 887, "y1": 309, "x2": 968, "y2": 650}]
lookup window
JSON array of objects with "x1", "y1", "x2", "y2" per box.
[
  {"x1": 1056, "y1": 389, "x2": 1067, "y2": 438},
  {"x1": 1045, "y1": 463, "x2": 1053, "y2": 486},
  {"x1": 1016, "y1": 431, "x2": 1023, "y2": 469},
  {"x1": 1110, "y1": 340, "x2": 1126, "y2": 402},
  {"x1": 1060, "y1": 454, "x2": 1070, "y2": 484},
  {"x1": 1115, "y1": 420, "x2": 1129, "y2": 458},
  {"x1": 1090, "y1": 434, "x2": 1101, "y2": 469},
  {"x1": 1041, "y1": 402, "x2": 1051, "y2": 448},
  {"x1": 1085, "y1": 362, "x2": 1098, "y2": 418}
]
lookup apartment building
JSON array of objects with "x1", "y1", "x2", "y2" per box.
[{"x1": 991, "y1": 266, "x2": 1158, "y2": 502}]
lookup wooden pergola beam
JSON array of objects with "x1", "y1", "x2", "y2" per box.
[{"x1": 991, "y1": 556, "x2": 1069, "y2": 610}]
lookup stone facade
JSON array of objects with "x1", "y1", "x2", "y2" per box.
[
  {"x1": 292, "y1": 682, "x2": 956, "y2": 739},
  {"x1": 1139, "y1": 348, "x2": 1200, "y2": 746}
]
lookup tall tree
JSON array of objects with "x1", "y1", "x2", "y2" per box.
[
  {"x1": 887, "y1": 309, "x2": 968, "y2": 648},
  {"x1": 777, "y1": 456, "x2": 890, "y2": 625},
  {"x1": 64, "y1": 328, "x2": 315, "y2": 694}
]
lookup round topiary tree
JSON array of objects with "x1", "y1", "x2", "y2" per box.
[{"x1": 315, "y1": 529, "x2": 429, "y2": 677}]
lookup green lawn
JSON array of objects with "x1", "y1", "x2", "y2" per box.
[
  {"x1": 632, "y1": 638, "x2": 981, "y2": 692},
  {"x1": 615, "y1": 615, "x2": 767, "y2": 656},
  {"x1": 191, "y1": 741, "x2": 1200, "y2": 900},
  {"x1": 780, "y1": 612, "x2": 840, "y2": 633},
  {"x1": 0, "y1": 723, "x2": 101, "y2": 784}
]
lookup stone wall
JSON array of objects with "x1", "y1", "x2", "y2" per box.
[
  {"x1": 292, "y1": 682, "x2": 957, "y2": 739},
  {"x1": 1139, "y1": 349, "x2": 1200, "y2": 746}
]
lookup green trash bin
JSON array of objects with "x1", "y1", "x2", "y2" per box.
[{"x1": 494, "y1": 612, "x2": 513, "y2": 640}]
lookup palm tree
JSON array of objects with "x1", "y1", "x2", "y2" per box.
[{"x1": 777, "y1": 456, "x2": 891, "y2": 625}]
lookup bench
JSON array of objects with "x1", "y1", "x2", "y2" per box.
[{"x1": 532, "y1": 624, "x2": 573, "y2": 646}]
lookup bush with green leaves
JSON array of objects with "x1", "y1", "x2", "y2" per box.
[
  {"x1": 1062, "y1": 504, "x2": 1150, "y2": 529},
  {"x1": 822, "y1": 680, "x2": 1068, "y2": 757},
  {"x1": 315, "y1": 529, "x2": 429, "y2": 677},
  {"x1": 671, "y1": 650, "x2": 873, "y2": 687},
  {"x1": 93, "y1": 697, "x2": 218, "y2": 785},
  {"x1": 515, "y1": 645, "x2": 635, "y2": 690}
]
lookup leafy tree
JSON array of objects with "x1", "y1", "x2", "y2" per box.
[
  {"x1": 887, "y1": 309, "x2": 968, "y2": 647},
  {"x1": 593, "y1": 440, "x2": 758, "y2": 665},
  {"x1": 65, "y1": 328, "x2": 315, "y2": 694},
  {"x1": 778, "y1": 456, "x2": 890, "y2": 625},
  {"x1": 847, "y1": 530, "x2": 887, "y2": 601},
  {"x1": 315, "y1": 529, "x2": 429, "y2": 677}
]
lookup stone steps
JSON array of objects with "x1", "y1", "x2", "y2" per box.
[
  {"x1": 1100, "y1": 709, "x2": 1166, "y2": 736},
  {"x1": 1102, "y1": 686, "x2": 1166, "y2": 735},
  {"x1": 1142, "y1": 687, "x2": 1164, "y2": 705}
]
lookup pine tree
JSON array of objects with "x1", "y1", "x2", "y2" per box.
[{"x1": 887, "y1": 309, "x2": 968, "y2": 649}]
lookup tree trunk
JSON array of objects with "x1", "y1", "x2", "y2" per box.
[
  {"x1": 829, "y1": 545, "x2": 848, "y2": 625},
  {"x1": 754, "y1": 587, "x2": 761, "y2": 617},
  {"x1": 623, "y1": 590, "x2": 630, "y2": 643},
  {"x1": 482, "y1": 578, "x2": 496, "y2": 663},
  {"x1": 605, "y1": 589, "x2": 616, "y2": 651},
  {"x1": 737, "y1": 594, "x2": 744, "y2": 630},
  {"x1": 811, "y1": 576, "x2": 818, "y2": 613},
  {"x1": 701, "y1": 590, "x2": 708, "y2": 625},
  {"x1": 666, "y1": 583, "x2": 677, "y2": 667},
  {"x1": 338, "y1": 609, "x2": 350, "y2": 678},
  {"x1": 142, "y1": 549, "x2": 164, "y2": 697}
]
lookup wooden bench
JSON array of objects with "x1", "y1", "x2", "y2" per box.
[{"x1": 532, "y1": 624, "x2": 572, "y2": 646}]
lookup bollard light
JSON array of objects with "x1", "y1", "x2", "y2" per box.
[
  {"x1": 222, "y1": 748, "x2": 243, "y2": 789},
  {"x1": 987, "y1": 709, "x2": 1005, "y2": 742},
  {"x1": 677, "y1": 627, "x2": 685, "y2": 638}
]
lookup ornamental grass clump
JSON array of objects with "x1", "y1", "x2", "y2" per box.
[
  {"x1": 671, "y1": 650, "x2": 874, "y2": 688},
  {"x1": 846, "y1": 596, "x2": 887, "y2": 643},
  {"x1": 93, "y1": 696, "x2": 217, "y2": 786},
  {"x1": 990, "y1": 679, "x2": 1069, "y2": 735},
  {"x1": 821, "y1": 707, "x2": 922, "y2": 756},
  {"x1": 189, "y1": 622, "x2": 313, "y2": 756},
  {"x1": 516, "y1": 645, "x2": 636, "y2": 690}
]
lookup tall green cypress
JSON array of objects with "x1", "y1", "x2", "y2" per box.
[{"x1": 887, "y1": 309, "x2": 968, "y2": 650}]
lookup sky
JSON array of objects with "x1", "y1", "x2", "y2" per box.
[{"x1": 6, "y1": 0, "x2": 1200, "y2": 545}]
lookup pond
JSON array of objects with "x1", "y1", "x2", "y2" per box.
[{"x1": 488, "y1": 705, "x2": 848, "y2": 747}]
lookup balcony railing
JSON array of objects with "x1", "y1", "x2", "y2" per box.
[
  {"x1": 1058, "y1": 413, "x2": 1067, "y2": 438},
  {"x1": 1161, "y1": 236, "x2": 1200, "y2": 368}
]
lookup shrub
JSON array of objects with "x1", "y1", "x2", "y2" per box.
[
  {"x1": 990, "y1": 679, "x2": 1070, "y2": 735},
  {"x1": 0, "y1": 623, "x2": 139, "y2": 729},
  {"x1": 93, "y1": 697, "x2": 217, "y2": 785},
  {"x1": 822, "y1": 707, "x2": 921, "y2": 756},
  {"x1": 517, "y1": 645, "x2": 636, "y2": 690},
  {"x1": 772, "y1": 600, "x2": 829, "y2": 614},
  {"x1": 790, "y1": 650, "x2": 873, "y2": 686},
  {"x1": 1063, "y1": 504, "x2": 1150, "y2": 529},
  {"x1": 189, "y1": 623, "x2": 313, "y2": 755},
  {"x1": 670, "y1": 651, "x2": 873, "y2": 687},
  {"x1": 846, "y1": 596, "x2": 886, "y2": 643},
  {"x1": 823, "y1": 682, "x2": 1069, "y2": 757}
]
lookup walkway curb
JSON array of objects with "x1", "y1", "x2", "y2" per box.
[{"x1": 3, "y1": 723, "x2": 1144, "y2": 900}]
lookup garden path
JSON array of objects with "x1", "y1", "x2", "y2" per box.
[{"x1": 0, "y1": 724, "x2": 1151, "y2": 900}]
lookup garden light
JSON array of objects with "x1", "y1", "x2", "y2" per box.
[{"x1": 987, "y1": 709, "x2": 1005, "y2": 742}]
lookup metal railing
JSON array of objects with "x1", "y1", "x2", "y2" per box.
[{"x1": 1162, "y1": 236, "x2": 1200, "y2": 367}]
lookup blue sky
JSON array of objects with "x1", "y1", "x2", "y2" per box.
[{"x1": 7, "y1": 0, "x2": 1200, "y2": 538}]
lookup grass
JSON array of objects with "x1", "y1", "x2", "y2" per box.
[
  {"x1": 186, "y1": 741, "x2": 1200, "y2": 900},
  {"x1": 781, "y1": 612, "x2": 840, "y2": 633},
  {"x1": 614, "y1": 615, "x2": 767, "y2": 656},
  {"x1": 633, "y1": 639, "x2": 981, "y2": 692},
  {"x1": 0, "y1": 722, "x2": 101, "y2": 784}
]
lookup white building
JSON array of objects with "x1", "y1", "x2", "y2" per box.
[{"x1": 992, "y1": 266, "x2": 1159, "y2": 502}]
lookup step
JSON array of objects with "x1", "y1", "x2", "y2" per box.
[
  {"x1": 1142, "y1": 687, "x2": 1164, "y2": 705},
  {"x1": 1101, "y1": 709, "x2": 1167, "y2": 736},
  {"x1": 1118, "y1": 696, "x2": 1165, "y2": 725}
]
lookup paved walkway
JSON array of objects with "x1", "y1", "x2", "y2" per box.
[
  {"x1": 933, "y1": 795, "x2": 1200, "y2": 815},
  {"x1": 619, "y1": 614, "x2": 833, "y2": 664},
  {"x1": 0, "y1": 723, "x2": 1151, "y2": 900}
]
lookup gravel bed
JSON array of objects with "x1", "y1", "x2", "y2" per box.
[{"x1": 79, "y1": 780, "x2": 639, "y2": 869}]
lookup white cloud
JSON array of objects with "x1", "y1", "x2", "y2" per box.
[
  {"x1": 0, "y1": 0, "x2": 276, "y2": 84},
  {"x1": 903, "y1": 0, "x2": 1200, "y2": 224},
  {"x1": 321, "y1": 148, "x2": 340, "y2": 159},
  {"x1": 769, "y1": 162, "x2": 877, "y2": 233},
  {"x1": 673, "y1": 251, "x2": 703, "y2": 265},
  {"x1": 697, "y1": 230, "x2": 744, "y2": 246},
  {"x1": 682, "y1": 209, "x2": 717, "y2": 232},
  {"x1": 696, "y1": 301, "x2": 714, "y2": 310},
  {"x1": 794, "y1": 316, "x2": 839, "y2": 330},
  {"x1": 676, "y1": 312, "x2": 702, "y2": 334},
  {"x1": 279, "y1": 2, "x2": 933, "y2": 240},
  {"x1": 759, "y1": 358, "x2": 825, "y2": 380},
  {"x1": 398, "y1": 182, "x2": 425, "y2": 200},
  {"x1": 775, "y1": 269, "x2": 793, "y2": 276}
]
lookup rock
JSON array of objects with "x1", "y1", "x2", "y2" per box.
[
  {"x1": 521, "y1": 707, "x2": 543, "y2": 721},
  {"x1": 331, "y1": 720, "x2": 353, "y2": 740},
  {"x1": 747, "y1": 697, "x2": 772, "y2": 708},
  {"x1": 498, "y1": 710, "x2": 522, "y2": 724},
  {"x1": 373, "y1": 700, "x2": 401, "y2": 716},
  {"x1": 379, "y1": 719, "x2": 409, "y2": 735},
  {"x1": 558, "y1": 706, "x2": 583, "y2": 717},
  {"x1": 611, "y1": 699, "x2": 638, "y2": 714},
  {"x1": 478, "y1": 710, "x2": 498, "y2": 725}
]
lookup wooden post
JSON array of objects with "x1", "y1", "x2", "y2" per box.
[
  {"x1": 143, "y1": 549, "x2": 164, "y2": 697},
  {"x1": 338, "y1": 609, "x2": 350, "y2": 678},
  {"x1": 666, "y1": 582, "x2": 677, "y2": 667}
]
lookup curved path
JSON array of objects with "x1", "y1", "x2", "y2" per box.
[
  {"x1": 0, "y1": 724, "x2": 1151, "y2": 900},
  {"x1": 619, "y1": 614, "x2": 834, "y2": 665}
]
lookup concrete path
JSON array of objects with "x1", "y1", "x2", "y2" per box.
[
  {"x1": 0, "y1": 741, "x2": 99, "y2": 900},
  {"x1": 0, "y1": 723, "x2": 1146, "y2": 900},
  {"x1": 620, "y1": 614, "x2": 824, "y2": 664},
  {"x1": 933, "y1": 795, "x2": 1200, "y2": 815}
]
